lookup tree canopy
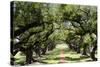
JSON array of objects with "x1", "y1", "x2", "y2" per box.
[{"x1": 10, "y1": 1, "x2": 97, "y2": 65}]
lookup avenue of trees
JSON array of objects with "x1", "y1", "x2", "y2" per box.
[{"x1": 10, "y1": 1, "x2": 97, "y2": 65}]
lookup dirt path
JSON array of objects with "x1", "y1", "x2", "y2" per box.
[
  {"x1": 40, "y1": 43, "x2": 91, "y2": 64},
  {"x1": 14, "y1": 43, "x2": 91, "y2": 65}
]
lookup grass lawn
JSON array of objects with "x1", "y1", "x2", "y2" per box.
[
  {"x1": 14, "y1": 43, "x2": 92, "y2": 65},
  {"x1": 40, "y1": 43, "x2": 91, "y2": 64}
]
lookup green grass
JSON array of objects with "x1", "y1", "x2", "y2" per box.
[
  {"x1": 14, "y1": 43, "x2": 92, "y2": 65},
  {"x1": 14, "y1": 51, "x2": 26, "y2": 65},
  {"x1": 40, "y1": 44, "x2": 91, "y2": 64}
]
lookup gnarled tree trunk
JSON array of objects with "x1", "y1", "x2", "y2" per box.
[
  {"x1": 90, "y1": 44, "x2": 97, "y2": 61},
  {"x1": 82, "y1": 43, "x2": 87, "y2": 55},
  {"x1": 26, "y1": 46, "x2": 33, "y2": 64}
]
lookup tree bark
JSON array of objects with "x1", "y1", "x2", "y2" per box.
[
  {"x1": 42, "y1": 45, "x2": 48, "y2": 55},
  {"x1": 77, "y1": 46, "x2": 80, "y2": 53},
  {"x1": 90, "y1": 44, "x2": 97, "y2": 61},
  {"x1": 26, "y1": 46, "x2": 33, "y2": 64},
  {"x1": 82, "y1": 44, "x2": 87, "y2": 55}
]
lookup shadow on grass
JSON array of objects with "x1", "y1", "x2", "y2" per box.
[
  {"x1": 65, "y1": 55, "x2": 90, "y2": 61},
  {"x1": 44, "y1": 55, "x2": 90, "y2": 61},
  {"x1": 51, "y1": 56, "x2": 80, "y2": 61}
]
